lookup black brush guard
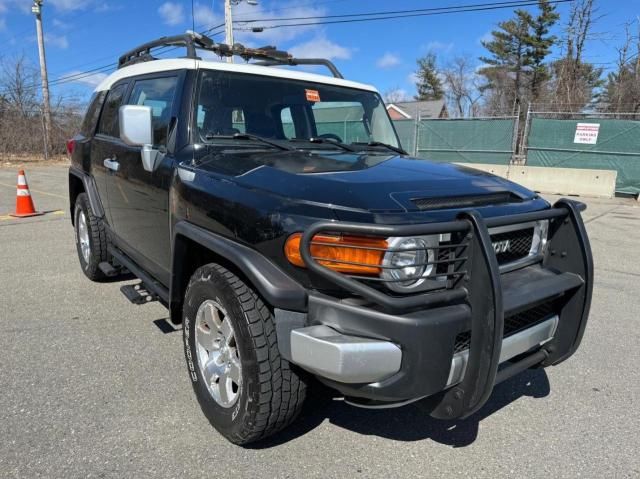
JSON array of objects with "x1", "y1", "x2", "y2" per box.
[{"x1": 300, "y1": 199, "x2": 593, "y2": 419}]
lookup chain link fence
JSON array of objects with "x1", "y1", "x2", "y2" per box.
[{"x1": 522, "y1": 110, "x2": 640, "y2": 195}]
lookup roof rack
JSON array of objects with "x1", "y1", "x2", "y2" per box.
[{"x1": 117, "y1": 31, "x2": 344, "y2": 79}]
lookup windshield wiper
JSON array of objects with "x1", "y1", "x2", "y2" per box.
[
  {"x1": 289, "y1": 137, "x2": 359, "y2": 152},
  {"x1": 352, "y1": 141, "x2": 407, "y2": 156},
  {"x1": 205, "y1": 132, "x2": 294, "y2": 151}
]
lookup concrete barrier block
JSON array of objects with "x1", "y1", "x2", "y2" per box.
[
  {"x1": 508, "y1": 165, "x2": 616, "y2": 198},
  {"x1": 455, "y1": 163, "x2": 617, "y2": 199}
]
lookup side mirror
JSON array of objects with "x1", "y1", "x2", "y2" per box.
[{"x1": 119, "y1": 105, "x2": 162, "y2": 172}]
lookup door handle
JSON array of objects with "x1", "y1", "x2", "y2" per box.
[{"x1": 104, "y1": 157, "x2": 120, "y2": 172}]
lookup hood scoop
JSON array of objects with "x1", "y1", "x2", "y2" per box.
[{"x1": 411, "y1": 192, "x2": 523, "y2": 211}]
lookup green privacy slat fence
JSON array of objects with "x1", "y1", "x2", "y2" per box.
[
  {"x1": 280, "y1": 121, "x2": 371, "y2": 143},
  {"x1": 395, "y1": 118, "x2": 517, "y2": 165},
  {"x1": 281, "y1": 118, "x2": 516, "y2": 165},
  {"x1": 392, "y1": 120, "x2": 417, "y2": 156},
  {"x1": 526, "y1": 118, "x2": 640, "y2": 195}
]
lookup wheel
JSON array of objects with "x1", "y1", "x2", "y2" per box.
[
  {"x1": 317, "y1": 133, "x2": 343, "y2": 143},
  {"x1": 74, "y1": 192, "x2": 109, "y2": 281},
  {"x1": 183, "y1": 263, "x2": 307, "y2": 445}
]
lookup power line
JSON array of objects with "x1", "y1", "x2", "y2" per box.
[
  {"x1": 47, "y1": 0, "x2": 564, "y2": 84},
  {"x1": 234, "y1": 0, "x2": 574, "y2": 31},
  {"x1": 0, "y1": 0, "x2": 574, "y2": 96},
  {"x1": 0, "y1": 26, "x2": 227, "y2": 96},
  {"x1": 232, "y1": 0, "x2": 355, "y2": 20},
  {"x1": 234, "y1": 0, "x2": 574, "y2": 23}
]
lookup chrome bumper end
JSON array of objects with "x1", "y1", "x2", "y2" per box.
[
  {"x1": 290, "y1": 325, "x2": 402, "y2": 384},
  {"x1": 447, "y1": 315, "x2": 559, "y2": 387}
]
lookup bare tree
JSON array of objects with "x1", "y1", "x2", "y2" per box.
[
  {"x1": 442, "y1": 56, "x2": 484, "y2": 117},
  {"x1": 0, "y1": 55, "x2": 83, "y2": 159},
  {"x1": 383, "y1": 87, "x2": 409, "y2": 104},
  {"x1": 0, "y1": 55, "x2": 40, "y2": 116},
  {"x1": 601, "y1": 20, "x2": 640, "y2": 115},
  {"x1": 549, "y1": 0, "x2": 603, "y2": 111}
]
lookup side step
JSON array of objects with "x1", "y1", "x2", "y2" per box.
[
  {"x1": 120, "y1": 283, "x2": 158, "y2": 305},
  {"x1": 108, "y1": 246, "x2": 170, "y2": 306}
]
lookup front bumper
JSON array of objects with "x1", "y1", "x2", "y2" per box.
[{"x1": 277, "y1": 199, "x2": 593, "y2": 419}]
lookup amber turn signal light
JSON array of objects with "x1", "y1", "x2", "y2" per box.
[{"x1": 284, "y1": 233, "x2": 388, "y2": 275}]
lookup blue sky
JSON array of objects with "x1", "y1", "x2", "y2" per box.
[{"x1": 0, "y1": 0, "x2": 638, "y2": 101}]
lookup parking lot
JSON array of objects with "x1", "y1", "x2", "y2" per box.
[{"x1": 0, "y1": 165, "x2": 639, "y2": 478}]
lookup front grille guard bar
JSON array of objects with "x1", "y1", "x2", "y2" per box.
[{"x1": 301, "y1": 199, "x2": 591, "y2": 419}]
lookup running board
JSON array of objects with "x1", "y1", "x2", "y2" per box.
[{"x1": 108, "y1": 246, "x2": 170, "y2": 306}]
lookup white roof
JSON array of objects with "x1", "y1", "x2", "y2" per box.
[{"x1": 95, "y1": 58, "x2": 377, "y2": 93}]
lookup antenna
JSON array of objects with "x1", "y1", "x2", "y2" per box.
[{"x1": 190, "y1": 0, "x2": 195, "y2": 32}]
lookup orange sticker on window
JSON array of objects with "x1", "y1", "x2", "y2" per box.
[{"x1": 305, "y1": 89, "x2": 321, "y2": 102}]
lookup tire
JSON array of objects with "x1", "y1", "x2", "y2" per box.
[
  {"x1": 74, "y1": 193, "x2": 109, "y2": 281},
  {"x1": 183, "y1": 263, "x2": 307, "y2": 445}
]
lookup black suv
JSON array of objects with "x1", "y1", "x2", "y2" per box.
[{"x1": 68, "y1": 33, "x2": 593, "y2": 445}]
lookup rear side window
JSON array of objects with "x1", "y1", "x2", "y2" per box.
[
  {"x1": 97, "y1": 83, "x2": 127, "y2": 138},
  {"x1": 80, "y1": 91, "x2": 106, "y2": 137},
  {"x1": 128, "y1": 76, "x2": 178, "y2": 147}
]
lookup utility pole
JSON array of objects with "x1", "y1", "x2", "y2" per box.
[
  {"x1": 224, "y1": 0, "x2": 235, "y2": 64},
  {"x1": 224, "y1": 0, "x2": 258, "y2": 64},
  {"x1": 32, "y1": 0, "x2": 52, "y2": 158}
]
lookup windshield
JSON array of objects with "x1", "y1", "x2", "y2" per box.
[{"x1": 195, "y1": 69, "x2": 400, "y2": 149}]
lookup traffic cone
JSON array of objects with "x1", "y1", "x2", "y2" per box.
[{"x1": 10, "y1": 170, "x2": 44, "y2": 218}]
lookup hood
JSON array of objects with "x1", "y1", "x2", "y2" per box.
[{"x1": 194, "y1": 149, "x2": 536, "y2": 213}]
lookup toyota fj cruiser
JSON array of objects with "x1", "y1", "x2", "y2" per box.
[{"x1": 68, "y1": 32, "x2": 593, "y2": 445}]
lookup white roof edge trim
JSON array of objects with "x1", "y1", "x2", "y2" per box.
[{"x1": 95, "y1": 58, "x2": 378, "y2": 93}]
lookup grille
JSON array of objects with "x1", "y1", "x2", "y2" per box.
[
  {"x1": 412, "y1": 192, "x2": 520, "y2": 211},
  {"x1": 453, "y1": 301, "x2": 557, "y2": 354},
  {"x1": 490, "y1": 227, "x2": 534, "y2": 265}
]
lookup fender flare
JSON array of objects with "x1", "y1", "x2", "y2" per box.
[
  {"x1": 171, "y1": 221, "x2": 308, "y2": 315},
  {"x1": 69, "y1": 166, "x2": 105, "y2": 218}
]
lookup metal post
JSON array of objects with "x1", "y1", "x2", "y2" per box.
[
  {"x1": 224, "y1": 0, "x2": 234, "y2": 63},
  {"x1": 414, "y1": 111, "x2": 421, "y2": 157},
  {"x1": 511, "y1": 104, "x2": 520, "y2": 165},
  {"x1": 32, "y1": 0, "x2": 52, "y2": 158},
  {"x1": 519, "y1": 104, "x2": 532, "y2": 166}
]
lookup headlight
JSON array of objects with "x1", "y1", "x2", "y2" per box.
[
  {"x1": 284, "y1": 232, "x2": 446, "y2": 294},
  {"x1": 381, "y1": 235, "x2": 439, "y2": 292},
  {"x1": 531, "y1": 219, "x2": 549, "y2": 255}
]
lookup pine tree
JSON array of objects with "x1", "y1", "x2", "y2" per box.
[
  {"x1": 478, "y1": 1, "x2": 560, "y2": 110},
  {"x1": 527, "y1": 0, "x2": 560, "y2": 100},
  {"x1": 479, "y1": 11, "x2": 532, "y2": 107},
  {"x1": 414, "y1": 53, "x2": 444, "y2": 101}
]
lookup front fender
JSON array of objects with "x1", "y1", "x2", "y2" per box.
[{"x1": 170, "y1": 221, "x2": 308, "y2": 318}]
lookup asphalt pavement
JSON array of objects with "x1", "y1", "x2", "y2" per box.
[{"x1": 0, "y1": 165, "x2": 639, "y2": 478}]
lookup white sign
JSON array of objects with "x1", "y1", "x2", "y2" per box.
[{"x1": 574, "y1": 123, "x2": 600, "y2": 145}]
